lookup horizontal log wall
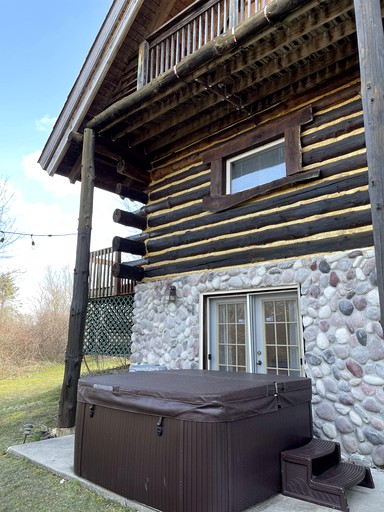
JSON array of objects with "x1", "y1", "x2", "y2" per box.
[{"x1": 143, "y1": 75, "x2": 371, "y2": 279}]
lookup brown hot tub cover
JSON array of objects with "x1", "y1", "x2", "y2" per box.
[{"x1": 77, "y1": 369, "x2": 311, "y2": 421}]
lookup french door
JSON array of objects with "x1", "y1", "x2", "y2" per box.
[{"x1": 207, "y1": 291, "x2": 303, "y2": 376}]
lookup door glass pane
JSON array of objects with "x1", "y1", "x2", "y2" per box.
[
  {"x1": 263, "y1": 296, "x2": 301, "y2": 376},
  {"x1": 216, "y1": 301, "x2": 247, "y2": 372},
  {"x1": 276, "y1": 323, "x2": 287, "y2": 345},
  {"x1": 275, "y1": 301, "x2": 286, "y2": 322},
  {"x1": 265, "y1": 323, "x2": 275, "y2": 343},
  {"x1": 266, "y1": 346, "x2": 276, "y2": 368}
]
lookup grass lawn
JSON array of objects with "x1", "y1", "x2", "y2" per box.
[{"x1": 0, "y1": 361, "x2": 135, "y2": 512}]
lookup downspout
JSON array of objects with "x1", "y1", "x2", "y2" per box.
[
  {"x1": 86, "y1": 0, "x2": 309, "y2": 133},
  {"x1": 354, "y1": 0, "x2": 384, "y2": 326},
  {"x1": 58, "y1": 127, "x2": 95, "y2": 429}
]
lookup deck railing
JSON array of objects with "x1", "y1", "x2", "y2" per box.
[
  {"x1": 137, "y1": 0, "x2": 270, "y2": 87},
  {"x1": 89, "y1": 247, "x2": 136, "y2": 298}
]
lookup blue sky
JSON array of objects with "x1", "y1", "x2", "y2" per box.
[{"x1": 0, "y1": 0, "x2": 132, "y2": 308}]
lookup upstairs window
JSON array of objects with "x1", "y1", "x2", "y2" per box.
[
  {"x1": 227, "y1": 138, "x2": 286, "y2": 194},
  {"x1": 202, "y1": 107, "x2": 318, "y2": 212}
]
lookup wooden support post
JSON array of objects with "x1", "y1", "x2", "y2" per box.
[
  {"x1": 58, "y1": 127, "x2": 95, "y2": 428},
  {"x1": 354, "y1": 0, "x2": 384, "y2": 325}
]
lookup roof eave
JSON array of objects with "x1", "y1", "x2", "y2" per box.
[{"x1": 38, "y1": 0, "x2": 144, "y2": 176}]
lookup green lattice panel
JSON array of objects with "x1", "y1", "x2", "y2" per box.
[{"x1": 84, "y1": 295, "x2": 134, "y2": 357}]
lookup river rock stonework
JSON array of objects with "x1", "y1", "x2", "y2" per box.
[{"x1": 130, "y1": 248, "x2": 384, "y2": 468}]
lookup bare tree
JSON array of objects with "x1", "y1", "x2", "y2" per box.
[
  {"x1": 29, "y1": 266, "x2": 73, "y2": 361},
  {"x1": 0, "y1": 177, "x2": 20, "y2": 256}
]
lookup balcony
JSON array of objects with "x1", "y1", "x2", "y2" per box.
[
  {"x1": 137, "y1": 0, "x2": 270, "y2": 88},
  {"x1": 89, "y1": 247, "x2": 136, "y2": 298}
]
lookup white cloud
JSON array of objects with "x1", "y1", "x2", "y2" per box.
[
  {"x1": 6, "y1": 157, "x2": 135, "y2": 310},
  {"x1": 35, "y1": 114, "x2": 57, "y2": 133},
  {"x1": 22, "y1": 150, "x2": 79, "y2": 198}
]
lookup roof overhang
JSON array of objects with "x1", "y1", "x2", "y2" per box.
[{"x1": 39, "y1": 0, "x2": 144, "y2": 177}]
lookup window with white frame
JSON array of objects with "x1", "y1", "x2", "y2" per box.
[
  {"x1": 202, "y1": 107, "x2": 315, "y2": 212},
  {"x1": 226, "y1": 138, "x2": 286, "y2": 194}
]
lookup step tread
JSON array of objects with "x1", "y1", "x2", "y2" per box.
[
  {"x1": 282, "y1": 438, "x2": 337, "y2": 462},
  {"x1": 313, "y1": 462, "x2": 367, "y2": 488}
]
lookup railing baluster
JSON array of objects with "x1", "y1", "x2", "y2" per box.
[
  {"x1": 155, "y1": 45, "x2": 160, "y2": 78},
  {"x1": 160, "y1": 41, "x2": 164, "y2": 74},
  {"x1": 181, "y1": 26, "x2": 185, "y2": 59},
  {"x1": 170, "y1": 33, "x2": 175, "y2": 67},
  {"x1": 165, "y1": 38, "x2": 169, "y2": 71},
  {"x1": 176, "y1": 30, "x2": 180, "y2": 65},
  {"x1": 187, "y1": 22, "x2": 191, "y2": 56}
]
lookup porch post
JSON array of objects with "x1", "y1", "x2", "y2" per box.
[
  {"x1": 58, "y1": 127, "x2": 95, "y2": 428},
  {"x1": 354, "y1": 0, "x2": 384, "y2": 326}
]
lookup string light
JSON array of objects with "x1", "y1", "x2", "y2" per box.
[
  {"x1": 0, "y1": 230, "x2": 78, "y2": 248},
  {"x1": 0, "y1": 230, "x2": 77, "y2": 238}
]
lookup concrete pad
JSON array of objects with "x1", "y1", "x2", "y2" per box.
[{"x1": 7, "y1": 435, "x2": 384, "y2": 512}]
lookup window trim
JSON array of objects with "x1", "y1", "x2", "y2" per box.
[{"x1": 203, "y1": 107, "x2": 315, "y2": 212}]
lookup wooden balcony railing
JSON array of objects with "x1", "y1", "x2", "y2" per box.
[
  {"x1": 137, "y1": 0, "x2": 270, "y2": 87},
  {"x1": 89, "y1": 247, "x2": 136, "y2": 298}
]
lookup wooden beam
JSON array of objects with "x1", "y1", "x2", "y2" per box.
[
  {"x1": 113, "y1": 208, "x2": 147, "y2": 230},
  {"x1": 87, "y1": 0, "x2": 310, "y2": 133},
  {"x1": 112, "y1": 235, "x2": 146, "y2": 256},
  {"x1": 144, "y1": 39, "x2": 357, "y2": 155},
  {"x1": 111, "y1": 1, "x2": 355, "y2": 145},
  {"x1": 112, "y1": 262, "x2": 145, "y2": 281},
  {"x1": 97, "y1": 135, "x2": 152, "y2": 170},
  {"x1": 68, "y1": 154, "x2": 82, "y2": 184},
  {"x1": 354, "y1": 0, "x2": 384, "y2": 325},
  {"x1": 115, "y1": 183, "x2": 148, "y2": 204},
  {"x1": 58, "y1": 127, "x2": 95, "y2": 429},
  {"x1": 117, "y1": 158, "x2": 150, "y2": 185}
]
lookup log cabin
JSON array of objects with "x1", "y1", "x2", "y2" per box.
[{"x1": 40, "y1": 0, "x2": 384, "y2": 467}]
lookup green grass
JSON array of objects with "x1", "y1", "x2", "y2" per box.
[{"x1": 0, "y1": 361, "x2": 135, "y2": 512}]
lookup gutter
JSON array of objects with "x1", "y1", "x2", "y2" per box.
[{"x1": 86, "y1": 0, "x2": 310, "y2": 133}]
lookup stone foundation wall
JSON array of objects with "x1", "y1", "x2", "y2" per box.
[{"x1": 130, "y1": 247, "x2": 384, "y2": 468}]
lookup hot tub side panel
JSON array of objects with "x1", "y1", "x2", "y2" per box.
[
  {"x1": 226, "y1": 401, "x2": 313, "y2": 511},
  {"x1": 75, "y1": 402, "x2": 183, "y2": 512},
  {"x1": 181, "y1": 420, "x2": 230, "y2": 512}
]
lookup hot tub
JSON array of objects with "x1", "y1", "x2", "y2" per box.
[{"x1": 75, "y1": 370, "x2": 312, "y2": 512}]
